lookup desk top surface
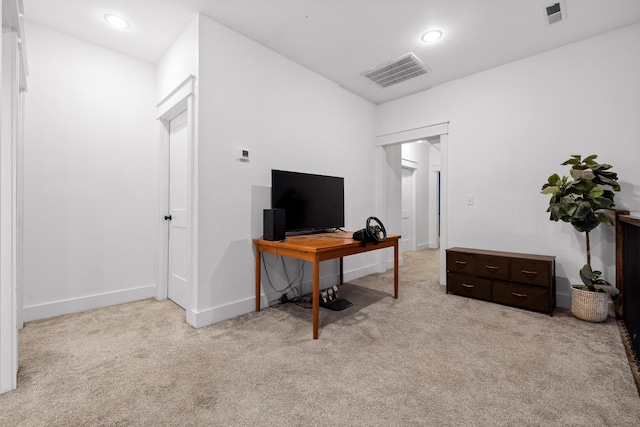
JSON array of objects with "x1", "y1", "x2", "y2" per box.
[{"x1": 254, "y1": 231, "x2": 400, "y2": 252}]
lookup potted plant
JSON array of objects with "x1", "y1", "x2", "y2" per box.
[{"x1": 541, "y1": 154, "x2": 621, "y2": 322}]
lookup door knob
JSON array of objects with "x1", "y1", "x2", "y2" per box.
[{"x1": 164, "y1": 215, "x2": 172, "y2": 221}]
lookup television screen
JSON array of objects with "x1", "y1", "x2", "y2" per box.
[{"x1": 271, "y1": 169, "x2": 344, "y2": 233}]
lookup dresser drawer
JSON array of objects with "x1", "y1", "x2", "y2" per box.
[
  {"x1": 510, "y1": 259, "x2": 551, "y2": 287},
  {"x1": 476, "y1": 255, "x2": 509, "y2": 280},
  {"x1": 447, "y1": 273, "x2": 491, "y2": 301},
  {"x1": 493, "y1": 280, "x2": 549, "y2": 313},
  {"x1": 446, "y1": 251, "x2": 476, "y2": 275}
]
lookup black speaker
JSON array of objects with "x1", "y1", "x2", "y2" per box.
[{"x1": 263, "y1": 209, "x2": 285, "y2": 241}]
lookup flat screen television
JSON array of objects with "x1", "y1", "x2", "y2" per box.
[{"x1": 271, "y1": 169, "x2": 344, "y2": 234}]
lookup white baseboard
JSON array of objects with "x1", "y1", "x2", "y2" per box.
[
  {"x1": 22, "y1": 284, "x2": 156, "y2": 322},
  {"x1": 189, "y1": 296, "x2": 257, "y2": 328},
  {"x1": 416, "y1": 243, "x2": 431, "y2": 251},
  {"x1": 386, "y1": 257, "x2": 403, "y2": 271}
]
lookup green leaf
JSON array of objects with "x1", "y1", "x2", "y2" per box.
[
  {"x1": 597, "y1": 175, "x2": 621, "y2": 190},
  {"x1": 588, "y1": 186, "x2": 604, "y2": 199},
  {"x1": 596, "y1": 210, "x2": 616, "y2": 226},
  {"x1": 547, "y1": 173, "x2": 560, "y2": 185},
  {"x1": 580, "y1": 264, "x2": 596, "y2": 290},
  {"x1": 573, "y1": 200, "x2": 592, "y2": 219},
  {"x1": 572, "y1": 212, "x2": 600, "y2": 233},
  {"x1": 562, "y1": 157, "x2": 581, "y2": 166},
  {"x1": 592, "y1": 199, "x2": 613, "y2": 211},
  {"x1": 570, "y1": 169, "x2": 595, "y2": 180},
  {"x1": 594, "y1": 284, "x2": 620, "y2": 297},
  {"x1": 583, "y1": 154, "x2": 598, "y2": 164},
  {"x1": 597, "y1": 170, "x2": 617, "y2": 178}
]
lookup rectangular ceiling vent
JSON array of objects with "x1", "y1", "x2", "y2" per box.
[
  {"x1": 544, "y1": 1, "x2": 566, "y2": 25},
  {"x1": 361, "y1": 53, "x2": 430, "y2": 89}
]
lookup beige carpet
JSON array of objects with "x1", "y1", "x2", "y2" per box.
[{"x1": 1, "y1": 250, "x2": 639, "y2": 426}]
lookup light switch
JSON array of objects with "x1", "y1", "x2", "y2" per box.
[{"x1": 466, "y1": 195, "x2": 474, "y2": 205}]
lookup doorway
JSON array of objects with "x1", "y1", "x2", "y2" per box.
[
  {"x1": 398, "y1": 140, "x2": 440, "y2": 254},
  {"x1": 155, "y1": 75, "x2": 197, "y2": 326},
  {"x1": 376, "y1": 122, "x2": 448, "y2": 285}
]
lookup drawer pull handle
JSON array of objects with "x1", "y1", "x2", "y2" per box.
[
  {"x1": 461, "y1": 283, "x2": 474, "y2": 289},
  {"x1": 484, "y1": 265, "x2": 499, "y2": 271},
  {"x1": 455, "y1": 261, "x2": 468, "y2": 266},
  {"x1": 521, "y1": 269, "x2": 538, "y2": 276},
  {"x1": 512, "y1": 292, "x2": 528, "y2": 299}
]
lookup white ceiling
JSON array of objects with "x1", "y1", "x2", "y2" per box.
[{"x1": 22, "y1": 0, "x2": 640, "y2": 104}]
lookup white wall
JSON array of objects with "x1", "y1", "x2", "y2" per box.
[
  {"x1": 376, "y1": 23, "x2": 640, "y2": 307},
  {"x1": 192, "y1": 15, "x2": 379, "y2": 324},
  {"x1": 156, "y1": 17, "x2": 199, "y2": 102},
  {"x1": 22, "y1": 23, "x2": 158, "y2": 320}
]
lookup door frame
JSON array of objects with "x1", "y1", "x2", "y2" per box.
[
  {"x1": 400, "y1": 161, "x2": 417, "y2": 252},
  {"x1": 155, "y1": 75, "x2": 199, "y2": 327},
  {"x1": 376, "y1": 122, "x2": 449, "y2": 285}
]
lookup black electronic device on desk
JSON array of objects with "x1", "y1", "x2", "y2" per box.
[
  {"x1": 353, "y1": 217, "x2": 387, "y2": 247},
  {"x1": 271, "y1": 169, "x2": 344, "y2": 236}
]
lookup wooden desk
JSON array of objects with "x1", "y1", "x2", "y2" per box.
[{"x1": 254, "y1": 231, "x2": 400, "y2": 339}]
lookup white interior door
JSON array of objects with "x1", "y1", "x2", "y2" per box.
[
  {"x1": 401, "y1": 167, "x2": 413, "y2": 253},
  {"x1": 168, "y1": 111, "x2": 189, "y2": 310}
]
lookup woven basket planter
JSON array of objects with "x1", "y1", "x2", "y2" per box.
[{"x1": 570, "y1": 285, "x2": 609, "y2": 322}]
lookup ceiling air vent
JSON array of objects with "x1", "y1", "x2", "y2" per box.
[
  {"x1": 544, "y1": 1, "x2": 566, "y2": 25},
  {"x1": 361, "y1": 53, "x2": 430, "y2": 89}
]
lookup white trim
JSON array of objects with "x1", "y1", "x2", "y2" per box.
[
  {"x1": 1, "y1": 29, "x2": 20, "y2": 394},
  {"x1": 156, "y1": 75, "x2": 195, "y2": 118},
  {"x1": 156, "y1": 75, "x2": 198, "y2": 328},
  {"x1": 22, "y1": 285, "x2": 155, "y2": 323},
  {"x1": 187, "y1": 97, "x2": 199, "y2": 326},
  {"x1": 16, "y1": 91, "x2": 24, "y2": 330},
  {"x1": 438, "y1": 134, "x2": 449, "y2": 286},
  {"x1": 155, "y1": 120, "x2": 169, "y2": 301},
  {"x1": 416, "y1": 243, "x2": 431, "y2": 251},
  {"x1": 429, "y1": 166, "x2": 440, "y2": 249},
  {"x1": 189, "y1": 298, "x2": 257, "y2": 329},
  {"x1": 376, "y1": 122, "x2": 448, "y2": 146},
  {"x1": 401, "y1": 165, "x2": 418, "y2": 252},
  {"x1": 401, "y1": 158, "x2": 418, "y2": 169},
  {"x1": 375, "y1": 147, "x2": 388, "y2": 272}
]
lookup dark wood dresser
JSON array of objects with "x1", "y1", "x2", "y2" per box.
[{"x1": 446, "y1": 247, "x2": 556, "y2": 316}]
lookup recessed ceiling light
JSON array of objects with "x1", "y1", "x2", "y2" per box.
[
  {"x1": 421, "y1": 30, "x2": 443, "y2": 43},
  {"x1": 104, "y1": 14, "x2": 130, "y2": 30}
]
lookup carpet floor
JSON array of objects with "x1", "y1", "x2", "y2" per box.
[{"x1": 1, "y1": 249, "x2": 639, "y2": 426}]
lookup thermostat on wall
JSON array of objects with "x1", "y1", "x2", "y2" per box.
[{"x1": 238, "y1": 149, "x2": 249, "y2": 162}]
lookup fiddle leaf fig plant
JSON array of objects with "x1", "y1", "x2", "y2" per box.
[
  {"x1": 541, "y1": 155, "x2": 621, "y2": 292},
  {"x1": 579, "y1": 264, "x2": 619, "y2": 298}
]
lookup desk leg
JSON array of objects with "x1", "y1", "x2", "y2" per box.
[
  {"x1": 313, "y1": 256, "x2": 320, "y2": 339},
  {"x1": 339, "y1": 257, "x2": 344, "y2": 285},
  {"x1": 255, "y1": 249, "x2": 261, "y2": 312},
  {"x1": 394, "y1": 241, "x2": 399, "y2": 299}
]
